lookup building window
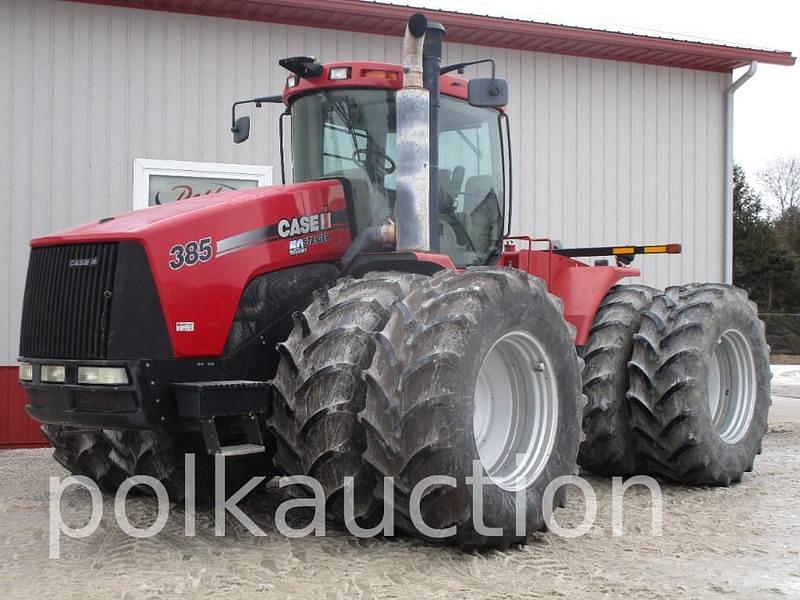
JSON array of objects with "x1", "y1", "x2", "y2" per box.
[{"x1": 132, "y1": 159, "x2": 272, "y2": 210}]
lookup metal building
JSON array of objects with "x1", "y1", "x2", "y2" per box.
[{"x1": 0, "y1": 0, "x2": 794, "y2": 446}]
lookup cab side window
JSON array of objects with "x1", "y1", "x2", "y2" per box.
[{"x1": 437, "y1": 108, "x2": 503, "y2": 265}]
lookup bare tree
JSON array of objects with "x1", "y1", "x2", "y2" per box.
[{"x1": 758, "y1": 157, "x2": 800, "y2": 218}]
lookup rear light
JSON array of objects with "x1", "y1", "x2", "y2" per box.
[
  {"x1": 41, "y1": 365, "x2": 66, "y2": 383},
  {"x1": 364, "y1": 70, "x2": 400, "y2": 80},
  {"x1": 18, "y1": 363, "x2": 33, "y2": 382},
  {"x1": 78, "y1": 366, "x2": 129, "y2": 386},
  {"x1": 287, "y1": 75, "x2": 299, "y2": 88},
  {"x1": 328, "y1": 67, "x2": 351, "y2": 80}
]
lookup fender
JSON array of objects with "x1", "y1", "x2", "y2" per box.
[
  {"x1": 343, "y1": 251, "x2": 456, "y2": 278},
  {"x1": 498, "y1": 247, "x2": 638, "y2": 345},
  {"x1": 550, "y1": 264, "x2": 639, "y2": 345}
]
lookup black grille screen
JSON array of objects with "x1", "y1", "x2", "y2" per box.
[{"x1": 20, "y1": 243, "x2": 118, "y2": 359}]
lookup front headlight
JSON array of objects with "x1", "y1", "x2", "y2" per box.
[
  {"x1": 41, "y1": 365, "x2": 66, "y2": 383},
  {"x1": 77, "y1": 366, "x2": 129, "y2": 386},
  {"x1": 18, "y1": 363, "x2": 33, "y2": 381}
]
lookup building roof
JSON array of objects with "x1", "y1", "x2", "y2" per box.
[{"x1": 74, "y1": 0, "x2": 795, "y2": 72}]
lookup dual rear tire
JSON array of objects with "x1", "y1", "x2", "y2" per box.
[
  {"x1": 627, "y1": 284, "x2": 770, "y2": 485},
  {"x1": 579, "y1": 283, "x2": 770, "y2": 485}
]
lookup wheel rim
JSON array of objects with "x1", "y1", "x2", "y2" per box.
[
  {"x1": 706, "y1": 329, "x2": 757, "y2": 444},
  {"x1": 472, "y1": 330, "x2": 559, "y2": 492}
]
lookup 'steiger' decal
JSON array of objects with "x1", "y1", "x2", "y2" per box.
[{"x1": 215, "y1": 210, "x2": 348, "y2": 257}]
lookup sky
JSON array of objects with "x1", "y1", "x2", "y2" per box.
[{"x1": 383, "y1": 0, "x2": 800, "y2": 182}]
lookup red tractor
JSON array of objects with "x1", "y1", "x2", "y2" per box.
[{"x1": 18, "y1": 14, "x2": 770, "y2": 548}]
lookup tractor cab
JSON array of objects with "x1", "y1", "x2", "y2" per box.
[{"x1": 234, "y1": 58, "x2": 510, "y2": 268}]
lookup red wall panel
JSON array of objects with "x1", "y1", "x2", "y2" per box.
[{"x1": 0, "y1": 367, "x2": 48, "y2": 448}]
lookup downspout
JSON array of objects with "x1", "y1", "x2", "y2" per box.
[{"x1": 723, "y1": 61, "x2": 757, "y2": 284}]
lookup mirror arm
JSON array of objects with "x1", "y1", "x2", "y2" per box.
[
  {"x1": 230, "y1": 95, "x2": 284, "y2": 135},
  {"x1": 441, "y1": 58, "x2": 496, "y2": 78},
  {"x1": 252, "y1": 94, "x2": 284, "y2": 107}
]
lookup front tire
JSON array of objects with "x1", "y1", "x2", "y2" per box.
[
  {"x1": 626, "y1": 284, "x2": 771, "y2": 485},
  {"x1": 361, "y1": 268, "x2": 584, "y2": 548},
  {"x1": 42, "y1": 425, "x2": 127, "y2": 492},
  {"x1": 265, "y1": 272, "x2": 425, "y2": 524},
  {"x1": 42, "y1": 426, "x2": 205, "y2": 501}
]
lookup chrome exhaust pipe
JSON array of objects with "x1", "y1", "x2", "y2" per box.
[{"x1": 395, "y1": 13, "x2": 430, "y2": 252}]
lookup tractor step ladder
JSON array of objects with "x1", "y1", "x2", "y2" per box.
[{"x1": 173, "y1": 380, "x2": 269, "y2": 456}]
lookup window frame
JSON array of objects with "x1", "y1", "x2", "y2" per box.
[{"x1": 132, "y1": 158, "x2": 272, "y2": 210}]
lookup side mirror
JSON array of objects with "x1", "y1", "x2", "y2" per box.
[
  {"x1": 230, "y1": 95, "x2": 281, "y2": 145},
  {"x1": 468, "y1": 78, "x2": 509, "y2": 108},
  {"x1": 231, "y1": 116, "x2": 250, "y2": 144}
]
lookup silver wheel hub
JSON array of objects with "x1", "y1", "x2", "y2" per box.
[
  {"x1": 707, "y1": 329, "x2": 757, "y2": 444},
  {"x1": 473, "y1": 330, "x2": 559, "y2": 492}
]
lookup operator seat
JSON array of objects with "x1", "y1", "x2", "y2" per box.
[
  {"x1": 447, "y1": 166, "x2": 466, "y2": 207},
  {"x1": 462, "y1": 175, "x2": 502, "y2": 257},
  {"x1": 438, "y1": 167, "x2": 474, "y2": 252}
]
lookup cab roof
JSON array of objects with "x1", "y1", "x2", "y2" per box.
[{"x1": 282, "y1": 61, "x2": 475, "y2": 106}]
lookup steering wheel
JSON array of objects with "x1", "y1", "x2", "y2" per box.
[{"x1": 353, "y1": 147, "x2": 396, "y2": 176}]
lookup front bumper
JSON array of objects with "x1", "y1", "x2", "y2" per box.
[{"x1": 21, "y1": 357, "x2": 238, "y2": 431}]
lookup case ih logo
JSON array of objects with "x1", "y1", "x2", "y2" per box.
[
  {"x1": 277, "y1": 212, "x2": 333, "y2": 238},
  {"x1": 68, "y1": 257, "x2": 98, "y2": 267}
]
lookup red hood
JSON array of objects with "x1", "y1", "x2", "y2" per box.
[
  {"x1": 29, "y1": 179, "x2": 353, "y2": 358},
  {"x1": 32, "y1": 182, "x2": 328, "y2": 246}
]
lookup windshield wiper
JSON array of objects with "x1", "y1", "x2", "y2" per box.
[
  {"x1": 322, "y1": 89, "x2": 362, "y2": 152},
  {"x1": 321, "y1": 89, "x2": 393, "y2": 179}
]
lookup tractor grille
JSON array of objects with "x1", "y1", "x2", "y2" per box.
[{"x1": 20, "y1": 243, "x2": 118, "y2": 359}]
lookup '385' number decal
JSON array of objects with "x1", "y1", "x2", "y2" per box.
[{"x1": 169, "y1": 237, "x2": 213, "y2": 270}]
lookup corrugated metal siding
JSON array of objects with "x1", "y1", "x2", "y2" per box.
[{"x1": 0, "y1": 0, "x2": 728, "y2": 366}]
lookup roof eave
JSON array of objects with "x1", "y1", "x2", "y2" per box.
[{"x1": 69, "y1": 0, "x2": 797, "y2": 71}]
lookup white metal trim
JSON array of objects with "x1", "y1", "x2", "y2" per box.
[{"x1": 132, "y1": 158, "x2": 273, "y2": 210}]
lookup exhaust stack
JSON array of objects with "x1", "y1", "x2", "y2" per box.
[{"x1": 395, "y1": 13, "x2": 430, "y2": 252}]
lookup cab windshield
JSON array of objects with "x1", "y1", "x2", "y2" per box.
[{"x1": 291, "y1": 89, "x2": 505, "y2": 266}]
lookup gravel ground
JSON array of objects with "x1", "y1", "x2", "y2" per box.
[{"x1": 1, "y1": 378, "x2": 799, "y2": 599}]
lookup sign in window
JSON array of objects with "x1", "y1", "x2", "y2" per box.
[{"x1": 132, "y1": 159, "x2": 272, "y2": 210}]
